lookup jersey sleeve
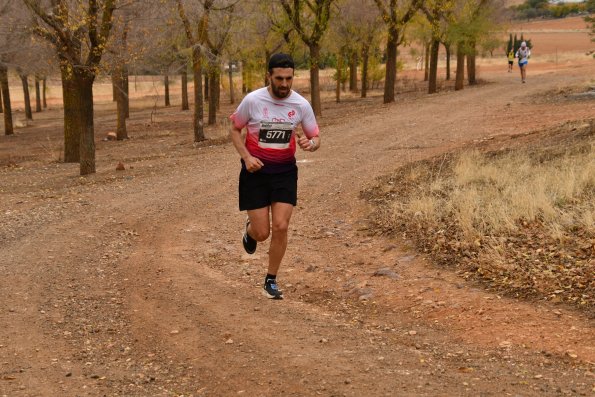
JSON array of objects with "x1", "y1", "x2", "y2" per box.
[
  {"x1": 229, "y1": 95, "x2": 251, "y2": 129},
  {"x1": 300, "y1": 103, "x2": 319, "y2": 138}
]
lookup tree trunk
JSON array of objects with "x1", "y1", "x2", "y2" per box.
[
  {"x1": 445, "y1": 43, "x2": 451, "y2": 81},
  {"x1": 181, "y1": 69, "x2": 189, "y2": 110},
  {"x1": 428, "y1": 39, "x2": 440, "y2": 94},
  {"x1": 467, "y1": 42, "x2": 477, "y2": 85},
  {"x1": 424, "y1": 43, "x2": 430, "y2": 82},
  {"x1": 74, "y1": 73, "x2": 96, "y2": 175},
  {"x1": 61, "y1": 65, "x2": 79, "y2": 162},
  {"x1": 361, "y1": 44, "x2": 369, "y2": 99},
  {"x1": 42, "y1": 78, "x2": 47, "y2": 108},
  {"x1": 35, "y1": 77, "x2": 42, "y2": 112},
  {"x1": 62, "y1": 67, "x2": 97, "y2": 173},
  {"x1": 247, "y1": 67, "x2": 254, "y2": 93},
  {"x1": 383, "y1": 26, "x2": 398, "y2": 104},
  {"x1": 241, "y1": 62, "x2": 247, "y2": 94},
  {"x1": 204, "y1": 71, "x2": 209, "y2": 101},
  {"x1": 0, "y1": 64, "x2": 14, "y2": 135},
  {"x1": 208, "y1": 68, "x2": 219, "y2": 125},
  {"x1": 123, "y1": 67, "x2": 129, "y2": 118},
  {"x1": 0, "y1": 87, "x2": 3, "y2": 114},
  {"x1": 112, "y1": 73, "x2": 117, "y2": 102},
  {"x1": 208, "y1": 71, "x2": 215, "y2": 125},
  {"x1": 192, "y1": 48, "x2": 205, "y2": 142},
  {"x1": 216, "y1": 71, "x2": 220, "y2": 111},
  {"x1": 120, "y1": 27, "x2": 130, "y2": 118},
  {"x1": 228, "y1": 61, "x2": 235, "y2": 104},
  {"x1": 115, "y1": 66, "x2": 127, "y2": 140},
  {"x1": 455, "y1": 42, "x2": 465, "y2": 91},
  {"x1": 335, "y1": 55, "x2": 342, "y2": 103},
  {"x1": 164, "y1": 74, "x2": 170, "y2": 107},
  {"x1": 349, "y1": 52, "x2": 358, "y2": 93},
  {"x1": 20, "y1": 74, "x2": 33, "y2": 120},
  {"x1": 264, "y1": 50, "x2": 271, "y2": 87},
  {"x1": 309, "y1": 43, "x2": 322, "y2": 116}
]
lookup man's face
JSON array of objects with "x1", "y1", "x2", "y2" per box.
[{"x1": 268, "y1": 67, "x2": 294, "y2": 99}]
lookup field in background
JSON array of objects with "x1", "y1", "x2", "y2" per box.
[
  {"x1": 507, "y1": 16, "x2": 592, "y2": 56},
  {"x1": 3, "y1": 16, "x2": 591, "y2": 119}
]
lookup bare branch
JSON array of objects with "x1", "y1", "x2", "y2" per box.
[{"x1": 177, "y1": 0, "x2": 195, "y2": 43}]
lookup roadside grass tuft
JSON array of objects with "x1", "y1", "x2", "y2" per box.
[{"x1": 363, "y1": 122, "x2": 594, "y2": 314}]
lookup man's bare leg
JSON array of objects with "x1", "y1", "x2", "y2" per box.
[
  {"x1": 522, "y1": 66, "x2": 527, "y2": 82},
  {"x1": 246, "y1": 207, "x2": 270, "y2": 242},
  {"x1": 267, "y1": 202, "x2": 294, "y2": 276}
]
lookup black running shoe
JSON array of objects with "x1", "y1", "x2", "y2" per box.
[
  {"x1": 263, "y1": 278, "x2": 283, "y2": 300},
  {"x1": 242, "y1": 219, "x2": 257, "y2": 254}
]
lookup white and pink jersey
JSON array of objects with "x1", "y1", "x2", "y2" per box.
[{"x1": 230, "y1": 87, "x2": 319, "y2": 173}]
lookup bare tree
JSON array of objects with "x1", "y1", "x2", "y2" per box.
[
  {"x1": 447, "y1": 0, "x2": 503, "y2": 90},
  {"x1": 181, "y1": 64, "x2": 189, "y2": 110},
  {"x1": 111, "y1": 15, "x2": 130, "y2": 140},
  {"x1": 177, "y1": 0, "x2": 207, "y2": 142},
  {"x1": 23, "y1": 0, "x2": 116, "y2": 175},
  {"x1": 0, "y1": 0, "x2": 18, "y2": 135},
  {"x1": 335, "y1": 0, "x2": 382, "y2": 99},
  {"x1": 374, "y1": 0, "x2": 421, "y2": 103},
  {"x1": 109, "y1": 6, "x2": 135, "y2": 136},
  {"x1": 206, "y1": 8, "x2": 234, "y2": 125},
  {"x1": 422, "y1": 0, "x2": 452, "y2": 94},
  {"x1": 0, "y1": 63, "x2": 12, "y2": 135},
  {"x1": 279, "y1": 0, "x2": 335, "y2": 117},
  {"x1": 18, "y1": 70, "x2": 33, "y2": 119},
  {"x1": 42, "y1": 77, "x2": 47, "y2": 108},
  {"x1": 164, "y1": 73, "x2": 170, "y2": 106},
  {"x1": 34, "y1": 75, "x2": 41, "y2": 112},
  {"x1": 177, "y1": 0, "x2": 236, "y2": 139}
]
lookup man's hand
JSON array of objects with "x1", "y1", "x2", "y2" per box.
[
  {"x1": 297, "y1": 134, "x2": 318, "y2": 152},
  {"x1": 244, "y1": 155, "x2": 264, "y2": 172}
]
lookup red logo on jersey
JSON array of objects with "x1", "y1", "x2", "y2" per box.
[{"x1": 288, "y1": 110, "x2": 296, "y2": 119}]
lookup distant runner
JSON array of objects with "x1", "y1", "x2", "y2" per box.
[
  {"x1": 516, "y1": 41, "x2": 531, "y2": 83},
  {"x1": 507, "y1": 49, "x2": 514, "y2": 73},
  {"x1": 229, "y1": 53, "x2": 321, "y2": 300}
]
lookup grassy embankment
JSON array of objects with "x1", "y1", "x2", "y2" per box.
[{"x1": 364, "y1": 120, "x2": 594, "y2": 314}]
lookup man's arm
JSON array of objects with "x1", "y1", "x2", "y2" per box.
[
  {"x1": 230, "y1": 125, "x2": 264, "y2": 172},
  {"x1": 297, "y1": 133, "x2": 320, "y2": 152},
  {"x1": 297, "y1": 102, "x2": 320, "y2": 152}
]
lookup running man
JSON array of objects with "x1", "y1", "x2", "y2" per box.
[
  {"x1": 229, "y1": 53, "x2": 321, "y2": 300},
  {"x1": 507, "y1": 49, "x2": 514, "y2": 72},
  {"x1": 516, "y1": 41, "x2": 531, "y2": 83}
]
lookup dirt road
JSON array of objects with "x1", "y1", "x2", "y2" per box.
[{"x1": 1, "y1": 61, "x2": 594, "y2": 396}]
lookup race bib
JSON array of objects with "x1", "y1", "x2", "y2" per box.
[{"x1": 258, "y1": 121, "x2": 294, "y2": 149}]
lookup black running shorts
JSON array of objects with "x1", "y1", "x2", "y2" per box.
[{"x1": 239, "y1": 167, "x2": 298, "y2": 211}]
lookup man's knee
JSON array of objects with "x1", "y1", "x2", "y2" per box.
[
  {"x1": 272, "y1": 220, "x2": 289, "y2": 236},
  {"x1": 251, "y1": 225, "x2": 270, "y2": 241}
]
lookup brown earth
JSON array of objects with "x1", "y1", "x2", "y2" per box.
[
  {"x1": 1, "y1": 57, "x2": 595, "y2": 396},
  {"x1": 507, "y1": 16, "x2": 593, "y2": 57},
  {"x1": 517, "y1": 16, "x2": 590, "y2": 31}
]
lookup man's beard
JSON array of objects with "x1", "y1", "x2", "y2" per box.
[{"x1": 271, "y1": 84, "x2": 290, "y2": 99}]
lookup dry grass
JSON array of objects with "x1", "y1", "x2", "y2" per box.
[
  {"x1": 413, "y1": 146, "x2": 595, "y2": 238},
  {"x1": 364, "y1": 120, "x2": 594, "y2": 314}
]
